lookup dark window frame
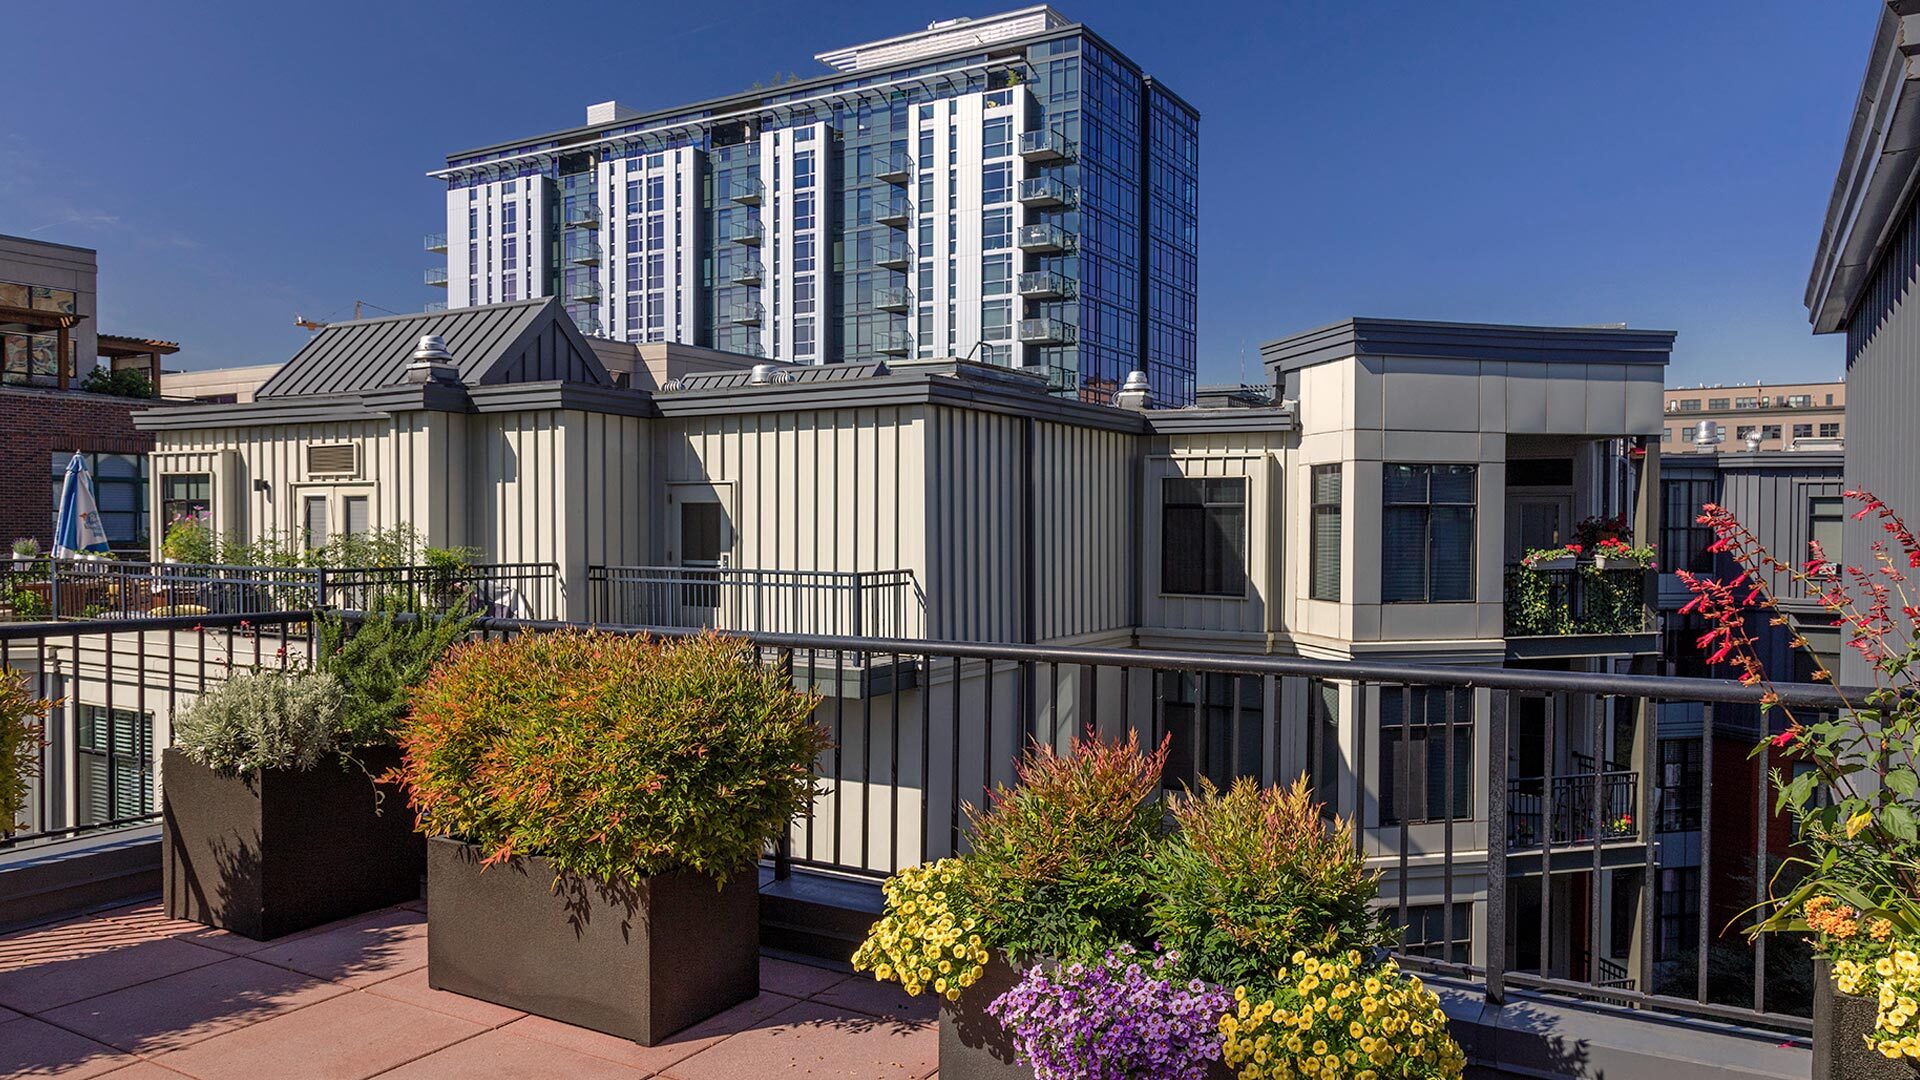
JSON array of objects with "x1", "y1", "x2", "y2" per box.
[
  {"x1": 1160, "y1": 476, "x2": 1249, "y2": 598},
  {"x1": 1381, "y1": 464, "x2": 1476, "y2": 604},
  {"x1": 1379, "y1": 687, "x2": 1474, "y2": 825},
  {"x1": 1309, "y1": 465, "x2": 1341, "y2": 601}
]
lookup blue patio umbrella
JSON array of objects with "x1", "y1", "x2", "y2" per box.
[{"x1": 53, "y1": 451, "x2": 112, "y2": 559}]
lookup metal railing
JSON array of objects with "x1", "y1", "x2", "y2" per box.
[
  {"x1": 1508, "y1": 770, "x2": 1639, "y2": 846},
  {"x1": 423, "y1": 267, "x2": 448, "y2": 287},
  {"x1": 423, "y1": 232, "x2": 447, "y2": 253},
  {"x1": 0, "y1": 559, "x2": 559, "y2": 622},
  {"x1": 1504, "y1": 564, "x2": 1653, "y2": 637},
  {"x1": 586, "y1": 566, "x2": 915, "y2": 640}
]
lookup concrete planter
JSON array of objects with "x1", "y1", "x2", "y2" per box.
[
  {"x1": 424, "y1": 836, "x2": 759, "y2": 1046},
  {"x1": 1815, "y1": 958, "x2": 1918, "y2": 1079},
  {"x1": 937, "y1": 952, "x2": 1233, "y2": 1080},
  {"x1": 161, "y1": 745, "x2": 423, "y2": 940}
]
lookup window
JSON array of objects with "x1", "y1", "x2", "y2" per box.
[
  {"x1": 1659, "y1": 867, "x2": 1701, "y2": 961},
  {"x1": 1379, "y1": 687, "x2": 1472, "y2": 824},
  {"x1": 343, "y1": 495, "x2": 370, "y2": 537},
  {"x1": 1681, "y1": 426, "x2": 1696, "y2": 443},
  {"x1": 1310, "y1": 465, "x2": 1341, "y2": 601},
  {"x1": 1708, "y1": 398, "x2": 1729, "y2": 411},
  {"x1": 52, "y1": 453, "x2": 148, "y2": 546},
  {"x1": 1661, "y1": 428, "x2": 1671, "y2": 442},
  {"x1": 982, "y1": 161, "x2": 1011, "y2": 204},
  {"x1": 302, "y1": 495, "x2": 329, "y2": 549},
  {"x1": 982, "y1": 118, "x2": 1012, "y2": 158},
  {"x1": 1760, "y1": 424, "x2": 1781, "y2": 441},
  {"x1": 1820, "y1": 422, "x2": 1841, "y2": 438},
  {"x1": 1308, "y1": 679, "x2": 1341, "y2": 815},
  {"x1": 1676, "y1": 398, "x2": 1701, "y2": 412},
  {"x1": 77, "y1": 706, "x2": 153, "y2": 827},
  {"x1": 160, "y1": 473, "x2": 211, "y2": 532},
  {"x1": 1157, "y1": 671, "x2": 1263, "y2": 791},
  {"x1": 1662, "y1": 478, "x2": 1716, "y2": 573},
  {"x1": 1786, "y1": 394, "x2": 1813, "y2": 408},
  {"x1": 1161, "y1": 477, "x2": 1247, "y2": 597},
  {"x1": 1657, "y1": 738, "x2": 1703, "y2": 832},
  {"x1": 1793, "y1": 423, "x2": 1813, "y2": 440},
  {"x1": 1381, "y1": 464, "x2": 1475, "y2": 603},
  {"x1": 1734, "y1": 396, "x2": 1761, "y2": 410},
  {"x1": 1392, "y1": 903, "x2": 1472, "y2": 964},
  {"x1": 1809, "y1": 495, "x2": 1845, "y2": 565}
]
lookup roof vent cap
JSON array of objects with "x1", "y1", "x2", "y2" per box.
[
  {"x1": 1114, "y1": 369, "x2": 1153, "y2": 411},
  {"x1": 405, "y1": 335, "x2": 459, "y2": 384},
  {"x1": 747, "y1": 363, "x2": 794, "y2": 386}
]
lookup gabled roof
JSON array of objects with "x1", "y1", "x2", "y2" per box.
[{"x1": 256, "y1": 298, "x2": 608, "y2": 399}]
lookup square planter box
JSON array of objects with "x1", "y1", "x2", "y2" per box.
[
  {"x1": 938, "y1": 952, "x2": 1233, "y2": 1080},
  {"x1": 425, "y1": 836, "x2": 759, "y2": 1046},
  {"x1": 1815, "y1": 958, "x2": 1917, "y2": 1079},
  {"x1": 162, "y1": 745, "x2": 423, "y2": 940}
]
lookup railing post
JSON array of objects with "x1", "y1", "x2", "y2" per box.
[{"x1": 1486, "y1": 689, "x2": 1509, "y2": 1005}]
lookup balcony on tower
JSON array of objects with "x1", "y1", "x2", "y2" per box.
[
  {"x1": 875, "y1": 243, "x2": 912, "y2": 270},
  {"x1": 873, "y1": 287, "x2": 911, "y2": 313},
  {"x1": 1017, "y1": 177, "x2": 1073, "y2": 209},
  {"x1": 1018, "y1": 129, "x2": 1074, "y2": 163},
  {"x1": 424, "y1": 267, "x2": 448, "y2": 287},
  {"x1": 729, "y1": 178, "x2": 764, "y2": 206},
  {"x1": 876, "y1": 195, "x2": 911, "y2": 228},
  {"x1": 564, "y1": 204, "x2": 601, "y2": 229},
  {"x1": 565, "y1": 238, "x2": 602, "y2": 266},
  {"x1": 1017, "y1": 318, "x2": 1076, "y2": 345},
  {"x1": 1017, "y1": 223, "x2": 1073, "y2": 254},
  {"x1": 728, "y1": 219, "x2": 764, "y2": 246},
  {"x1": 568, "y1": 279, "x2": 601, "y2": 303},
  {"x1": 875, "y1": 330, "x2": 912, "y2": 356},
  {"x1": 730, "y1": 259, "x2": 765, "y2": 286},
  {"x1": 423, "y1": 232, "x2": 447, "y2": 254},
  {"x1": 875, "y1": 150, "x2": 913, "y2": 184},
  {"x1": 1017, "y1": 270, "x2": 1074, "y2": 299},
  {"x1": 728, "y1": 301, "x2": 764, "y2": 326}
]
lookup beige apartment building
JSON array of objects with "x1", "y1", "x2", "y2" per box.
[{"x1": 1661, "y1": 380, "x2": 1844, "y2": 452}]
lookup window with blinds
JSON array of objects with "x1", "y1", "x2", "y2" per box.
[
  {"x1": 303, "y1": 496, "x2": 329, "y2": 549},
  {"x1": 1309, "y1": 465, "x2": 1342, "y2": 601},
  {"x1": 1160, "y1": 477, "x2": 1248, "y2": 597},
  {"x1": 77, "y1": 706, "x2": 154, "y2": 827},
  {"x1": 344, "y1": 495, "x2": 371, "y2": 537},
  {"x1": 1381, "y1": 464, "x2": 1476, "y2": 603}
]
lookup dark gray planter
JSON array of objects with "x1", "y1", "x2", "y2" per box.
[
  {"x1": 425, "y1": 836, "x2": 759, "y2": 1046},
  {"x1": 1815, "y1": 958, "x2": 1918, "y2": 1079},
  {"x1": 162, "y1": 745, "x2": 422, "y2": 941},
  {"x1": 938, "y1": 952, "x2": 1233, "y2": 1080}
]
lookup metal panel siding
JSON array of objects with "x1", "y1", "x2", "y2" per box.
[
  {"x1": 1031, "y1": 420, "x2": 1135, "y2": 643},
  {"x1": 1139, "y1": 430, "x2": 1285, "y2": 637}
]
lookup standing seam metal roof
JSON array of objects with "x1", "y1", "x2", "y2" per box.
[{"x1": 256, "y1": 299, "x2": 576, "y2": 398}]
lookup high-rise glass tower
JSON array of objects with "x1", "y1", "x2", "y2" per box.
[{"x1": 431, "y1": 7, "x2": 1199, "y2": 404}]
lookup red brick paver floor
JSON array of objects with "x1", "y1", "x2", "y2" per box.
[{"x1": 0, "y1": 902, "x2": 938, "y2": 1079}]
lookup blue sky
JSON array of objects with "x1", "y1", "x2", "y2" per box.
[{"x1": 0, "y1": 1, "x2": 1873, "y2": 387}]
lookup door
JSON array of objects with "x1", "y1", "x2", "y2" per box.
[
  {"x1": 670, "y1": 497, "x2": 728, "y2": 626},
  {"x1": 1507, "y1": 495, "x2": 1572, "y2": 564}
]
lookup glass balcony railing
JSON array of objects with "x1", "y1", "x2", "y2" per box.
[
  {"x1": 875, "y1": 151, "x2": 913, "y2": 184},
  {"x1": 1016, "y1": 177, "x2": 1073, "y2": 208},
  {"x1": 875, "y1": 330, "x2": 912, "y2": 356},
  {"x1": 874, "y1": 243, "x2": 912, "y2": 269},
  {"x1": 423, "y1": 232, "x2": 447, "y2": 253},
  {"x1": 728, "y1": 301, "x2": 764, "y2": 326},
  {"x1": 1017, "y1": 270, "x2": 1073, "y2": 299},
  {"x1": 568, "y1": 280, "x2": 601, "y2": 303},
  {"x1": 564, "y1": 205, "x2": 601, "y2": 229},
  {"x1": 565, "y1": 241, "x2": 602, "y2": 266},
  {"x1": 1017, "y1": 318, "x2": 1076, "y2": 344},
  {"x1": 729, "y1": 178, "x2": 764, "y2": 205},
  {"x1": 876, "y1": 198, "x2": 911, "y2": 227},
  {"x1": 730, "y1": 260, "x2": 765, "y2": 285},
  {"x1": 423, "y1": 301, "x2": 447, "y2": 313},
  {"x1": 424, "y1": 267, "x2": 448, "y2": 287},
  {"x1": 728, "y1": 219, "x2": 764, "y2": 246},
  {"x1": 1016, "y1": 223, "x2": 1072, "y2": 253},
  {"x1": 1018, "y1": 129, "x2": 1074, "y2": 162},
  {"x1": 873, "y1": 287, "x2": 911, "y2": 312}
]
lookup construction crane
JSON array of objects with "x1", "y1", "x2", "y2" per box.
[{"x1": 294, "y1": 300, "x2": 397, "y2": 332}]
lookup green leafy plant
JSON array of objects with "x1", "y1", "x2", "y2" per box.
[
  {"x1": 161, "y1": 513, "x2": 216, "y2": 564},
  {"x1": 12, "y1": 538, "x2": 39, "y2": 559},
  {"x1": 1151, "y1": 777, "x2": 1393, "y2": 995},
  {"x1": 319, "y1": 601, "x2": 475, "y2": 747},
  {"x1": 395, "y1": 630, "x2": 827, "y2": 885},
  {"x1": 173, "y1": 669, "x2": 346, "y2": 773},
  {"x1": 7, "y1": 588, "x2": 50, "y2": 622},
  {"x1": 0, "y1": 672, "x2": 52, "y2": 836},
  {"x1": 959, "y1": 727, "x2": 1169, "y2": 962},
  {"x1": 79, "y1": 366, "x2": 153, "y2": 399}
]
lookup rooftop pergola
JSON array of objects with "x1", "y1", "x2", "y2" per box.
[{"x1": 96, "y1": 332, "x2": 178, "y2": 397}]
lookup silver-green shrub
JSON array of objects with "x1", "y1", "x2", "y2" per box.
[{"x1": 174, "y1": 670, "x2": 345, "y2": 773}]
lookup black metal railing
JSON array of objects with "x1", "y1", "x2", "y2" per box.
[
  {"x1": 1504, "y1": 563, "x2": 1653, "y2": 637},
  {"x1": 0, "y1": 610, "x2": 1845, "y2": 1041},
  {"x1": 0, "y1": 559, "x2": 559, "y2": 622},
  {"x1": 586, "y1": 566, "x2": 916, "y2": 639},
  {"x1": 1508, "y1": 770, "x2": 1640, "y2": 846}
]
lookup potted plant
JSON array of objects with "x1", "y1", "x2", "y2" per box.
[
  {"x1": 160, "y1": 512, "x2": 215, "y2": 565},
  {"x1": 394, "y1": 630, "x2": 827, "y2": 1046},
  {"x1": 1, "y1": 672, "x2": 50, "y2": 839},
  {"x1": 162, "y1": 667, "x2": 423, "y2": 939},
  {"x1": 1677, "y1": 492, "x2": 1920, "y2": 1078},
  {"x1": 1590, "y1": 536, "x2": 1657, "y2": 571},
  {"x1": 11, "y1": 537, "x2": 38, "y2": 571},
  {"x1": 1519, "y1": 542, "x2": 1582, "y2": 572}
]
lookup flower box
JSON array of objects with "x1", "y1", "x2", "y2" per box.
[
  {"x1": 1529, "y1": 554, "x2": 1578, "y2": 571},
  {"x1": 161, "y1": 745, "x2": 423, "y2": 940},
  {"x1": 424, "y1": 836, "x2": 759, "y2": 1046},
  {"x1": 1814, "y1": 959, "x2": 1915, "y2": 1079},
  {"x1": 937, "y1": 952, "x2": 1233, "y2": 1080},
  {"x1": 1591, "y1": 554, "x2": 1648, "y2": 571}
]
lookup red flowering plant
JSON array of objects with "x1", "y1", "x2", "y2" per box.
[{"x1": 1674, "y1": 492, "x2": 1920, "y2": 949}]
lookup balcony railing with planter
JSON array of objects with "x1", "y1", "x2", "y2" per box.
[
  {"x1": 1508, "y1": 770, "x2": 1640, "y2": 847},
  {"x1": 1504, "y1": 562, "x2": 1652, "y2": 637}
]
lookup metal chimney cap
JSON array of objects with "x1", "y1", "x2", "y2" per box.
[
  {"x1": 748, "y1": 363, "x2": 779, "y2": 385},
  {"x1": 413, "y1": 335, "x2": 453, "y2": 363},
  {"x1": 1114, "y1": 370, "x2": 1153, "y2": 411},
  {"x1": 1121, "y1": 370, "x2": 1151, "y2": 393}
]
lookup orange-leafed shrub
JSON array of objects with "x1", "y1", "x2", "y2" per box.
[{"x1": 395, "y1": 630, "x2": 827, "y2": 885}]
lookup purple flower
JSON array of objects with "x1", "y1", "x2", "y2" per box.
[{"x1": 985, "y1": 945, "x2": 1232, "y2": 1080}]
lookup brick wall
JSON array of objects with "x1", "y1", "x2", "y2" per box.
[{"x1": 0, "y1": 386, "x2": 154, "y2": 547}]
